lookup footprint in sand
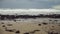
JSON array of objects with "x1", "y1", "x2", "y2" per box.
[{"x1": 7, "y1": 24, "x2": 13, "y2": 26}]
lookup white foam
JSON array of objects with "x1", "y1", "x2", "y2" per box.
[{"x1": 0, "y1": 9, "x2": 60, "y2": 15}]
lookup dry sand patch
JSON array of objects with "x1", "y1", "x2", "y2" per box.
[{"x1": 0, "y1": 22, "x2": 60, "y2": 34}]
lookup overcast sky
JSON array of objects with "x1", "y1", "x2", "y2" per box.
[{"x1": 0, "y1": 0, "x2": 60, "y2": 9}]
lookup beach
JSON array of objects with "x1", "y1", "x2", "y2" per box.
[{"x1": 0, "y1": 18, "x2": 60, "y2": 34}]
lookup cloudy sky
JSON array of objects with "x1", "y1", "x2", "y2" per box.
[{"x1": 0, "y1": 0, "x2": 60, "y2": 9}]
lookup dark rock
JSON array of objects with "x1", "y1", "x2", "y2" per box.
[
  {"x1": 5, "y1": 29, "x2": 14, "y2": 32},
  {"x1": 52, "y1": 26, "x2": 54, "y2": 27},
  {"x1": 42, "y1": 22, "x2": 48, "y2": 25},
  {"x1": 1, "y1": 22, "x2": 4, "y2": 24},
  {"x1": 2, "y1": 25, "x2": 5, "y2": 27},
  {"x1": 24, "y1": 32, "x2": 29, "y2": 34},
  {"x1": 30, "y1": 30, "x2": 40, "y2": 34},
  {"x1": 34, "y1": 30, "x2": 40, "y2": 31},
  {"x1": 15, "y1": 30, "x2": 20, "y2": 33},
  {"x1": 38, "y1": 24, "x2": 41, "y2": 26}
]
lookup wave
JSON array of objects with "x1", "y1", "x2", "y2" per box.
[{"x1": 0, "y1": 9, "x2": 60, "y2": 15}]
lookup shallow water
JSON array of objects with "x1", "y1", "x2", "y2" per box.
[{"x1": 0, "y1": 18, "x2": 60, "y2": 24}]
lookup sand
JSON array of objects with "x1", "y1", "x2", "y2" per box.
[{"x1": 0, "y1": 20, "x2": 60, "y2": 34}]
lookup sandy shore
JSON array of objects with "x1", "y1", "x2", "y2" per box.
[{"x1": 0, "y1": 20, "x2": 60, "y2": 34}]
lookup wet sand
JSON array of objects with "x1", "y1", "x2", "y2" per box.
[{"x1": 0, "y1": 20, "x2": 60, "y2": 34}]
